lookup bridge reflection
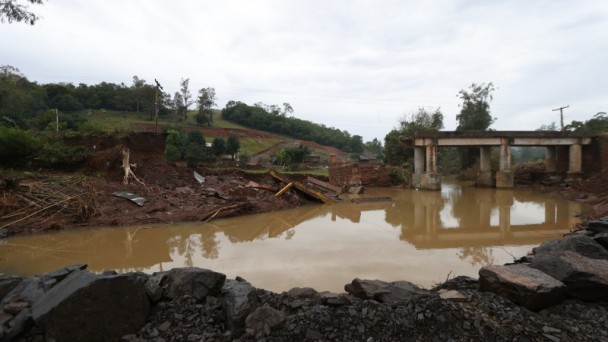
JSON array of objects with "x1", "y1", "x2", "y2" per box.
[{"x1": 0, "y1": 184, "x2": 584, "y2": 276}]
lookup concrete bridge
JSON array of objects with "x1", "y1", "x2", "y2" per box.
[{"x1": 402, "y1": 131, "x2": 593, "y2": 190}]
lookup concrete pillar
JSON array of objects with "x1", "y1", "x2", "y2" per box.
[
  {"x1": 544, "y1": 146, "x2": 556, "y2": 172},
  {"x1": 413, "y1": 147, "x2": 425, "y2": 188},
  {"x1": 477, "y1": 146, "x2": 494, "y2": 187},
  {"x1": 496, "y1": 189, "x2": 514, "y2": 236},
  {"x1": 496, "y1": 138, "x2": 513, "y2": 188},
  {"x1": 420, "y1": 142, "x2": 441, "y2": 190},
  {"x1": 425, "y1": 144, "x2": 437, "y2": 174},
  {"x1": 499, "y1": 138, "x2": 512, "y2": 171},
  {"x1": 568, "y1": 143, "x2": 582, "y2": 173},
  {"x1": 414, "y1": 147, "x2": 425, "y2": 173}
]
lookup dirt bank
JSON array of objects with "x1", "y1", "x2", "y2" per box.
[{"x1": 0, "y1": 133, "x2": 315, "y2": 237}]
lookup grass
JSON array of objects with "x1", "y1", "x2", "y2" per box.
[{"x1": 240, "y1": 138, "x2": 285, "y2": 156}]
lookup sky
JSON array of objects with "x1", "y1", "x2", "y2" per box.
[{"x1": 2, "y1": 0, "x2": 607, "y2": 142}]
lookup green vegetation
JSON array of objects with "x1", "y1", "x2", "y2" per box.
[
  {"x1": 275, "y1": 145, "x2": 312, "y2": 169},
  {"x1": 221, "y1": 101, "x2": 363, "y2": 153}
]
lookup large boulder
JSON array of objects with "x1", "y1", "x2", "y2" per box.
[
  {"x1": 534, "y1": 234, "x2": 608, "y2": 260},
  {"x1": 530, "y1": 251, "x2": 608, "y2": 302},
  {"x1": 31, "y1": 270, "x2": 150, "y2": 342},
  {"x1": 222, "y1": 279, "x2": 258, "y2": 335},
  {"x1": 160, "y1": 267, "x2": 226, "y2": 301},
  {"x1": 478, "y1": 264, "x2": 566, "y2": 311},
  {"x1": 0, "y1": 276, "x2": 22, "y2": 302},
  {"x1": 345, "y1": 278, "x2": 428, "y2": 304},
  {"x1": 588, "y1": 219, "x2": 608, "y2": 234},
  {"x1": 245, "y1": 305, "x2": 285, "y2": 336}
]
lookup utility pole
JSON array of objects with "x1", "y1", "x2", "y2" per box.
[
  {"x1": 154, "y1": 79, "x2": 164, "y2": 133},
  {"x1": 552, "y1": 105, "x2": 569, "y2": 131}
]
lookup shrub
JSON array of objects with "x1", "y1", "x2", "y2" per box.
[
  {"x1": 164, "y1": 144, "x2": 181, "y2": 163},
  {"x1": 0, "y1": 126, "x2": 41, "y2": 167},
  {"x1": 37, "y1": 142, "x2": 89, "y2": 168}
]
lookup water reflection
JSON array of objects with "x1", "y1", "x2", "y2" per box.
[{"x1": 0, "y1": 183, "x2": 586, "y2": 292}]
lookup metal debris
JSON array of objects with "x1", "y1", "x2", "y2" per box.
[
  {"x1": 112, "y1": 191, "x2": 146, "y2": 207},
  {"x1": 193, "y1": 171, "x2": 205, "y2": 184}
]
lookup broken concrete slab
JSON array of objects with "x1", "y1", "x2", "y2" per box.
[
  {"x1": 530, "y1": 251, "x2": 608, "y2": 302},
  {"x1": 479, "y1": 263, "x2": 566, "y2": 311}
]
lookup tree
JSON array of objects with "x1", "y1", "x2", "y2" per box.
[
  {"x1": 350, "y1": 135, "x2": 364, "y2": 155},
  {"x1": 226, "y1": 133, "x2": 240, "y2": 160},
  {"x1": 399, "y1": 107, "x2": 444, "y2": 135},
  {"x1": 384, "y1": 107, "x2": 444, "y2": 165},
  {"x1": 179, "y1": 78, "x2": 193, "y2": 118},
  {"x1": 196, "y1": 87, "x2": 216, "y2": 126},
  {"x1": 0, "y1": 0, "x2": 43, "y2": 25},
  {"x1": 365, "y1": 138, "x2": 384, "y2": 159},
  {"x1": 456, "y1": 82, "x2": 495, "y2": 131},
  {"x1": 275, "y1": 145, "x2": 311, "y2": 168},
  {"x1": 211, "y1": 137, "x2": 226, "y2": 157}
]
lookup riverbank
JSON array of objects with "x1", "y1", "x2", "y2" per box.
[{"x1": 1, "y1": 222, "x2": 607, "y2": 341}]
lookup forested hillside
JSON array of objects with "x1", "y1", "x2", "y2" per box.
[{"x1": 221, "y1": 101, "x2": 364, "y2": 153}]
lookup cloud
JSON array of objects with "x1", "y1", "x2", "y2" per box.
[{"x1": 1, "y1": 0, "x2": 607, "y2": 141}]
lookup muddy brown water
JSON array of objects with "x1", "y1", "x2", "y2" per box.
[{"x1": 0, "y1": 182, "x2": 587, "y2": 293}]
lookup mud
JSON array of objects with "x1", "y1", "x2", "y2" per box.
[{"x1": 0, "y1": 133, "x2": 313, "y2": 237}]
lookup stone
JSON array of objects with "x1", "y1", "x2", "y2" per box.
[
  {"x1": 375, "y1": 281, "x2": 429, "y2": 304},
  {"x1": 4, "y1": 307, "x2": 31, "y2": 341},
  {"x1": 286, "y1": 287, "x2": 318, "y2": 298},
  {"x1": 0, "y1": 276, "x2": 22, "y2": 303},
  {"x1": 32, "y1": 270, "x2": 150, "y2": 342},
  {"x1": 344, "y1": 279, "x2": 388, "y2": 300},
  {"x1": 43, "y1": 264, "x2": 87, "y2": 283},
  {"x1": 439, "y1": 290, "x2": 470, "y2": 302},
  {"x1": 145, "y1": 272, "x2": 167, "y2": 303},
  {"x1": 478, "y1": 264, "x2": 566, "y2": 310},
  {"x1": 534, "y1": 234, "x2": 608, "y2": 260},
  {"x1": 530, "y1": 251, "x2": 608, "y2": 302},
  {"x1": 588, "y1": 220, "x2": 608, "y2": 234},
  {"x1": 345, "y1": 278, "x2": 428, "y2": 304},
  {"x1": 305, "y1": 328, "x2": 324, "y2": 340},
  {"x1": 160, "y1": 268, "x2": 226, "y2": 301},
  {"x1": 245, "y1": 305, "x2": 285, "y2": 335},
  {"x1": 1, "y1": 276, "x2": 50, "y2": 307},
  {"x1": 222, "y1": 279, "x2": 258, "y2": 335},
  {"x1": 594, "y1": 233, "x2": 608, "y2": 249}
]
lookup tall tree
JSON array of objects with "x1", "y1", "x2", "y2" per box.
[
  {"x1": 0, "y1": 0, "x2": 43, "y2": 25},
  {"x1": 196, "y1": 87, "x2": 216, "y2": 126},
  {"x1": 179, "y1": 78, "x2": 193, "y2": 118},
  {"x1": 226, "y1": 133, "x2": 240, "y2": 160},
  {"x1": 384, "y1": 107, "x2": 443, "y2": 165},
  {"x1": 456, "y1": 82, "x2": 495, "y2": 131}
]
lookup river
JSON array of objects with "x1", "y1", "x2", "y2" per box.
[{"x1": 0, "y1": 182, "x2": 587, "y2": 293}]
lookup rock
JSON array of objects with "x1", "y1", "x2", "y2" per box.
[
  {"x1": 478, "y1": 264, "x2": 566, "y2": 310},
  {"x1": 305, "y1": 328, "x2": 324, "y2": 340},
  {"x1": 588, "y1": 220, "x2": 608, "y2": 234},
  {"x1": 345, "y1": 278, "x2": 428, "y2": 304},
  {"x1": 4, "y1": 307, "x2": 32, "y2": 341},
  {"x1": 43, "y1": 264, "x2": 87, "y2": 283},
  {"x1": 344, "y1": 279, "x2": 388, "y2": 300},
  {"x1": 32, "y1": 270, "x2": 150, "y2": 342},
  {"x1": 160, "y1": 268, "x2": 226, "y2": 301},
  {"x1": 245, "y1": 305, "x2": 285, "y2": 335},
  {"x1": 145, "y1": 272, "x2": 167, "y2": 303},
  {"x1": 375, "y1": 281, "x2": 429, "y2": 304},
  {"x1": 222, "y1": 279, "x2": 258, "y2": 334},
  {"x1": 287, "y1": 287, "x2": 318, "y2": 298},
  {"x1": 594, "y1": 233, "x2": 608, "y2": 249},
  {"x1": 0, "y1": 276, "x2": 22, "y2": 301},
  {"x1": 530, "y1": 251, "x2": 608, "y2": 302},
  {"x1": 439, "y1": 290, "x2": 470, "y2": 302},
  {"x1": 534, "y1": 234, "x2": 608, "y2": 260},
  {"x1": 1, "y1": 276, "x2": 50, "y2": 307}
]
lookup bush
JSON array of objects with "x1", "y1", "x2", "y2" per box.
[
  {"x1": 164, "y1": 144, "x2": 181, "y2": 163},
  {"x1": 0, "y1": 126, "x2": 41, "y2": 167},
  {"x1": 184, "y1": 143, "x2": 208, "y2": 167},
  {"x1": 37, "y1": 142, "x2": 89, "y2": 168}
]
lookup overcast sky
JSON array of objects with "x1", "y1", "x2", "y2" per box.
[{"x1": 2, "y1": 0, "x2": 607, "y2": 142}]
